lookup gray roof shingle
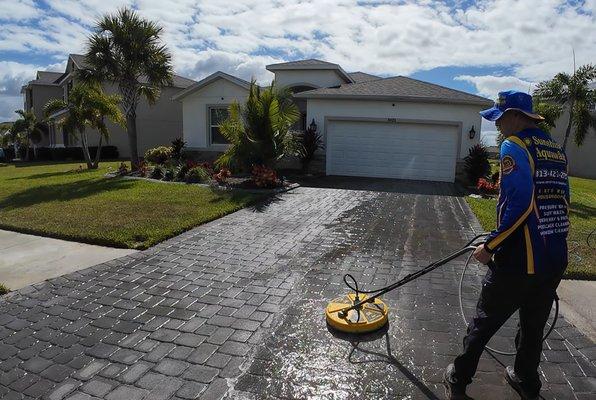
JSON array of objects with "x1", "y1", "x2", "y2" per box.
[
  {"x1": 295, "y1": 75, "x2": 492, "y2": 105},
  {"x1": 35, "y1": 71, "x2": 63, "y2": 84},
  {"x1": 348, "y1": 72, "x2": 381, "y2": 83},
  {"x1": 267, "y1": 59, "x2": 338, "y2": 68}
]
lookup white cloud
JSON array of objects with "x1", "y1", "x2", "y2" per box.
[
  {"x1": 1, "y1": 0, "x2": 595, "y2": 122},
  {"x1": 0, "y1": 0, "x2": 40, "y2": 21},
  {"x1": 0, "y1": 61, "x2": 39, "y2": 96},
  {"x1": 0, "y1": 61, "x2": 44, "y2": 121},
  {"x1": 183, "y1": 50, "x2": 278, "y2": 84},
  {"x1": 454, "y1": 75, "x2": 535, "y2": 99}
]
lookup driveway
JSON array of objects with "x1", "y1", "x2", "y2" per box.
[
  {"x1": 0, "y1": 230, "x2": 137, "y2": 291},
  {"x1": 0, "y1": 179, "x2": 594, "y2": 400}
]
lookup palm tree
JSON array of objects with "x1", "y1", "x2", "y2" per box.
[
  {"x1": 216, "y1": 81, "x2": 299, "y2": 171},
  {"x1": 533, "y1": 64, "x2": 596, "y2": 150},
  {"x1": 11, "y1": 110, "x2": 46, "y2": 160},
  {"x1": 78, "y1": 8, "x2": 173, "y2": 169},
  {"x1": 44, "y1": 83, "x2": 124, "y2": 169}
]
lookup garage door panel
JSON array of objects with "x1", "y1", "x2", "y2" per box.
[{"x1": 327, "y1": 120, "x2": 458, "y2": 182}]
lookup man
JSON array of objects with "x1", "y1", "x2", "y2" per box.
[{"x1": 443, "y1": 90, "x2": 569, "y2": 400}]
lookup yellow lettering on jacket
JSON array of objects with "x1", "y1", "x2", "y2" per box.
[
  {"x1": 536, "y1": 148, "x2": 566, "y2": 162},
  {"x1": 531, "y1": 136, "x2": 562, "y2": 150}
]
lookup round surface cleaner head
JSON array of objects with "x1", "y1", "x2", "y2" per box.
[{"x1": 325, "y1": 293, "x2": 389, "y2": 334}]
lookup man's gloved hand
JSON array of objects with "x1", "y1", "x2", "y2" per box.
[{"x1": 473, "y1": 245, "x2": 492, "y2": 265}]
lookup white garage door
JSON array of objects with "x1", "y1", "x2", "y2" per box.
[{"x1": 327, "y1": 120, "x2": 459, "y2": 182}]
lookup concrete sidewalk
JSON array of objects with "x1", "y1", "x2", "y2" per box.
[
  {"x1": 0, "y1": 229, "x2": 136, "y2": 291},
  {"x1": 558, "y1": 279, "x2": 596, "y2": 342}
]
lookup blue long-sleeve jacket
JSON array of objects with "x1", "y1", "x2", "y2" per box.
[{"x1": 484, "y1": 128, "x2": 569, "y2": 275}]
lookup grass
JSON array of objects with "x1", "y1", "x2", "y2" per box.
[
  {"x1": 0, "y1": 161, "x2": 260, "y2": 249},
  {"x1": 466, "y1": 177, "x2": 596, "y2": 280}
]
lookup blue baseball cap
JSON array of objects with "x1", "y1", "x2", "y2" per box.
[{"x1": 480, "y1": 90, "x2": 544, "y2": 121}]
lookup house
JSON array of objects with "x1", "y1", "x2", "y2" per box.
[
  {"x1": 549, "y1": 105, "x2": 596, "y2": 179},
  {"x1": 21, "y1": 54, "x2": 196, "y2": 158},
  {"x1": 174, "y1": 59, "x2": 492, "y2": 182}
]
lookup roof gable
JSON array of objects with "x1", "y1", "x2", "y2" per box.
[
  {"x1": 36, "y1": 71, "x2": 63, "y2": 84},
  {"x1": 266, "y1": 58, "x2": 354, "y2": 84},
  {"x1": 348, "y1": 71, "x2": 381, "y2": 83},
  {"x1": 295, "y1": 75, "x2": 492, "y2": 106},
  {"x1": 172, "y1": 71, "x2": 250, "y2": 101}
]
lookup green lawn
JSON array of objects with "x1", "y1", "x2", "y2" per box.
[
  {"x1": 466, "y1": 177, "x2": 596, "y2": 280},
  {"x1": 0, "y1": 162, "x2": 259, "y2": 249}
]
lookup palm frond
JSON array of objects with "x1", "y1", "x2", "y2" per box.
[{"x1": 43, "y1": 99, "x2": 67, "y2": 119}]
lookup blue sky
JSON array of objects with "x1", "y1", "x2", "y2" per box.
[{"x1": 1, "y1": 0, "x2": 595, "y2": 145}]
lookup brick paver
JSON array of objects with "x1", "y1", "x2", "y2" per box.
[{"x1": 1, "y1": 179, "x2": 594, "y2": 399}]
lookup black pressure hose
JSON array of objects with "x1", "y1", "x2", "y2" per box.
[
  {"x1": 458, "y1": 250, "x2": 559, "y2": 356},
  {"x1": 340, "y1": 232, "x2": 559, "y2": 355}
]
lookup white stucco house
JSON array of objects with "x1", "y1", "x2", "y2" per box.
[
  {"x1": 550, "y1": 107, "x2": 596, "y2": 179},
  {"x1": 173, "y1": 59, "x2": 493, "y2": 182}
]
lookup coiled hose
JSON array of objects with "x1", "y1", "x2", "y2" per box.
[{"x1": 458, "y1": 251, "x2": 559, "y2": 356}]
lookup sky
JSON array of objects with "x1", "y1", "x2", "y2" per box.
[{"x1": 0, "y1": 0, "x2": 594, "y2": 145}]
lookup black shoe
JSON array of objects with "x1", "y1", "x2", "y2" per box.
[
  {"x1": 505, "y1": 366, "x2": 539, "y2": 400},
  {"x1": 443, "y1": 364, "x2": 471, "y2": 400}
]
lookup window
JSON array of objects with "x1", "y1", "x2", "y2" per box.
[{"x1": 209, "y1": 106, "x2": 229, "y2": 145}]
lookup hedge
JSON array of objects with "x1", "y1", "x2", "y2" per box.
[{"x1": 0, "y1": 146, "x2": 119, "y2": 162}]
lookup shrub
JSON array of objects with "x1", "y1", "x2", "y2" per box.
[
  {"x1": 136, "y1": 161, "x2": 149, "y2": 177},
  {"x1": 251, "y1": 165, "x2": 279, "y2": 188},
  {"x1": 151, "y1": 165, "x2": 165, "y2": 179},
  {"x1": 477, "y1": 178, "x2": 499, "y2": 194},
  {"x1": 199, "y1": 161, "x2": 214, "y2": 176},
  {"x1": 117, "y1": 162, "x2": 128, "y2": 175},
  {"x1": 174, "y1": 164, "x2": 188, "y2": 182},
  {"x1": 145, "y1": 146, "x2": 173, "y2": 165},
  {"x1": 216, "y1": 81, "x2": 299, "y2": 172},
  {"x1": 174, "y1": 160, "x2": 197, "y2": 182},
  {"x1": 464, "y1": 144, "x2": 491, "y2": 185},
  {"x1": 171, "y1": 138, "x2": 186, "y2": 160},
  {"x1": 185, "y1": 166, "x2": 211, "y2": 183},
  {"x1": 295, "y1": 125, "x2": 323, "y2": 173},
  {"x1": 213, "y1": 167, "x2": 231, "y2": 184},
  {"x1": 0, "y1": 283, "x2": 9, "y2": 295},
  {"x1": 1, "y1": 147, "x2": 15, "y2": 161},
  {"x1": 163, "y1": 167, "x2": 175, "y2": 181}
]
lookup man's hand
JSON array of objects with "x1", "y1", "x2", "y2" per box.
[{"x1": 473, "y1": 245, "x2": 492, "y2": 265}]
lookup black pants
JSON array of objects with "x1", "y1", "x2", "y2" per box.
[{"x1": 453, "y1": 266, "x2": 561, "y2": 394}]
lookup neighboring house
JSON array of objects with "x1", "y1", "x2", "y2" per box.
[
  {"x1": 549, "y1": 106, "x2": 596, "y2": 179},
  {"x1": 174, "y1": 59, "x2": 492, "y2": 182},
  {"x1": 20, "y1": 71, "x2": 63, "y2": 147},
  {"x1": 21, "y1": 54, "x2": 196, "y2": 158}
]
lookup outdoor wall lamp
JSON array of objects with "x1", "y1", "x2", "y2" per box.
[
  {"x1": 309, "y1": 118, "x2": 317, "y2": 132},
  {"x1": 469, "y1": 125, "x2": 476, "y2": 140}
]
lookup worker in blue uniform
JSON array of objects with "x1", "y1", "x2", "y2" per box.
[{"x1": 443, "y1": 90, "x2": 570, "y2": 400}]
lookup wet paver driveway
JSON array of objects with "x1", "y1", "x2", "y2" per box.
[{"x1": 1, "y1": 178, "x2": 594, "y2": 400}]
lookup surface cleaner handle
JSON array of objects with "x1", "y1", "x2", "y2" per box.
[{"x1": 344, "y1": 242, "x2": 484, "y2": 312}]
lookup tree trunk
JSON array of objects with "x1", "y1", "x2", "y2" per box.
[
  {"x1": 126, "y1": 114, "x2": 139, "y2": 170},
  {"x1": 562, "y1": 101, "x2": 574, "y2": 151},
  {"x1": 80, "y1": 130, "x2": 94, "y2": 169},
  {"x1": 33, "y1": 143, "x2": 38, "y2": 160},
  {"x1": 93, "y1": 135, "x2": 103, "y2": 169},
  {"x1": 25, "y1": 136, "x2": 30, "y2": 161}
]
